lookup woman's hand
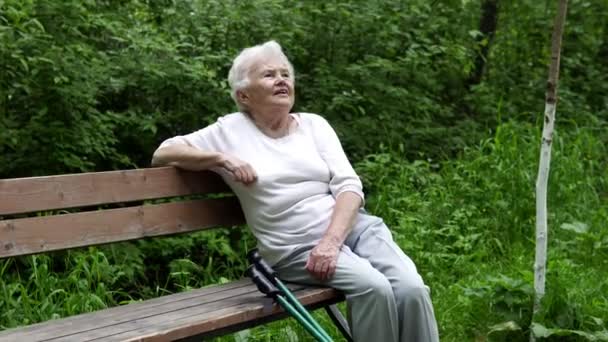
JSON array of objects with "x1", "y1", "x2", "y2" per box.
[
  {"x1": 305, "y1": 192, "x2": 361, "y2": 280},
  {"x1": 221, "y1": 154, "x2": 258, "y2": 185},
  {"x1": 305, "y1": 238, "x2": 340, "y2": 280}
]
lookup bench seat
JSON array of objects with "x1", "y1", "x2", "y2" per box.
[{"x1": 0, "y1": 279, "x2": 343, "y2": 342}]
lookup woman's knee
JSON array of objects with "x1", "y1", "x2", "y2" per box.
[
  {"x1": 392, "y1": 277, "x2": 430, "y2": 305},
  {"x1": 349, "y1": 270, "x2": 394, "y2": 299}
]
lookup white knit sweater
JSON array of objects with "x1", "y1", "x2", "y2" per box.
[{"x1": 159, "y1": 112, "x2": 364, "y2": 265}]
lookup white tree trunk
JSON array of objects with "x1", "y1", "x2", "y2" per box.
[
  {"x1": 533, "y1": 101, "x2": 555, "y2": 309},
  {"x1": 531, "y1": 1, "x2": 568, "y2": 341}
]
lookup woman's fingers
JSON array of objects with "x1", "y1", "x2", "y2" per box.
[
  {"x1": 306, "y1": 259, "x2": 321, "y2": 279},
  {"x1": 236, "y1": 166, "x2": 254, "y2": 184},
  {"x1": 242, "y1": 165, "x2": 255, "y2": 184},
  {"x1": 327, "y1": 260, "x2": 337, "y2": 279},
  {"x1": 306, "y1": 250, "x2": 338, "y2": 280},
  {"x1": 320, "y1": 262, "x2": 331, "y2": 280},
  {"x1": 234, "y1": 168, "x2": 246, "y2": 183},
  {"x1": 314, "y1": 261, "x2": 326, "y2": 280},
  {"x1": 246, "y1": 164, "x2": 258, "y2": 183},
  {"x1": 225, "y1": 156, "x2": 257, "y2": 185}
]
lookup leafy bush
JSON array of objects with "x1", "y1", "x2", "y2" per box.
[
  {"x1": 355, "y1": 120, "x2": 608, "y2": 341},
  {"x1": 5, "y1": 0, "x2": 606, "y2": 178}
]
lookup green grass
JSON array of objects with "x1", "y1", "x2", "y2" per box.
[{"x1": 1, "y1": 120, "x2": 607, "y2": 341}]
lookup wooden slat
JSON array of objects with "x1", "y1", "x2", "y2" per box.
[
  {"x1": 57, "y1": 283, "x2": 266, "y2": 342},
  {"x1": 0, "y1": 167, "x2": 230, "y2": 215},
  {"x1": 115, "y1": 287, "x2": 341, "y2": 342},
  {"x1": 0, "y1": 197, "x2": 244, "y2": 258},
  {"x1": 2, "y1": 280, "x2": 257, "y2": 342},
  {"x1": 0, "y1": 281, "x2": 254, "y2": 341},
  {"x1": 0, "y1": 279, "x2": 343, "y2": 342}
]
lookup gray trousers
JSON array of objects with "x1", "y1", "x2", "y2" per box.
[{"x1": 273, "y1": 213, "x2": 439, "y2": 342}]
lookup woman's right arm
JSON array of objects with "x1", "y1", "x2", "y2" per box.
[
  {"x1": 151, "y1": 143, "x2": 223, "y2": 171},
  {"x1": 152, "y1": 143, "x2": 258, "y2": 185}
]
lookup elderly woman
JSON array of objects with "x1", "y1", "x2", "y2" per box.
[{"x1": 152, "y1": 41, "x2": 439, "y2": 342}]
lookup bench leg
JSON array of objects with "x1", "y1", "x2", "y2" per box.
[{"x1": 325, "y1": 304, "x2": 353, "y2": 342}]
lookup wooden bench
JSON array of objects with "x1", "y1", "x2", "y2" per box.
[{"x1": 0, "y1": 167, "x2": 351, "y2": 341}]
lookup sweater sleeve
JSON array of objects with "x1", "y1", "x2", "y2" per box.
[
  {"x1": 311, "y1": 115, "x2": 365, "y2": 206},
  {"x1": 158, "y1": 121, "x2": 223, "y2": 152}
]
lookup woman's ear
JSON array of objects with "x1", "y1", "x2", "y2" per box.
[{"x1": 236, "y1": 89, "x2": 249, "y2": 105}]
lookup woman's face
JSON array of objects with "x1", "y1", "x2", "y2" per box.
[{"x1": 240, "y1": 56, "x2": 295, "y2": 114}]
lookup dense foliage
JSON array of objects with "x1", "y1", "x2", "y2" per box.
[{"x1": 1, "y1": 0, "x2": 607, "y2": 341}]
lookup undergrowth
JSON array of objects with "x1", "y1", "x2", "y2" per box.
[{"x1": 1, "y1": 120, "x2": 607, "y2": 341}]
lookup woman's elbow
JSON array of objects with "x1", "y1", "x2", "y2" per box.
[{"x1": 151, "y1": 148, "x2": 170, "y2": 167}]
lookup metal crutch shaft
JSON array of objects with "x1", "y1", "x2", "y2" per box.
[
  {"x1": 275, "y1": 295, "x2": 330, "y2": 342},
  {"x1": 248, "y1": 249, "x2": 333, "y2": 341},
  {"x1": 246, "y1": 266, "x2": 330, "y2": 342},
  {"x1": 275, "y1": 279, "x2": 333, "y2": 342}
]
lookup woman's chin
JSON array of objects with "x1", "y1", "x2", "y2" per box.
[{"x1": 269, "y1": 99, "x2": 295, "y2": 110}]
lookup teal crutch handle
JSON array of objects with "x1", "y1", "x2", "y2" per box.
[
  {"x1": 245, "y1": 265, "x2": 280, "y2": 297},
  {"x1": 247, "y1": 249, "x2": 277, "y2": 280}
]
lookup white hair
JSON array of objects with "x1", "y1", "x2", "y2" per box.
[{"x1": 228, "y1": 41, "x2": 295, "y2": 110}]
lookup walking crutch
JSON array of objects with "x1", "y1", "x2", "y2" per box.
[
  {"x1": 246, "y1": 265, "x2": 332, "y2": 342},
  {"x1": 247, "y1": 249, "x2": 332, "y2": 341}
]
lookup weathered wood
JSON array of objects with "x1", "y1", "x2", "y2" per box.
[
  {"x1": 0, "y1": 197, "x2": 244, "y2": 258},
  {"x1": 0, "y1": 279, "x2": 342, "y2": 342},
  {"x1": 0, "y1": 280, "x2": 254, "y2": 340},
  {"x1": 0, "y1": 167, "x2": 229, "y2": 216},
  {"x1": 99, "y1": 285, "x2": 341, "y2": 342}
]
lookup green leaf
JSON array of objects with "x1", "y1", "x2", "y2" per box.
[
  {"x1": 531, "y1": 323, "x2": 552, "y2": 338},
  {"x1": 16, "y1": 56, "x2": 29, "y2": 72},
  {"x1": 234, "y1": 329, "x2": 251, "y2": 342},
  {"x1": 559, "y1": 221, "x2": 589, "y2": 234},
  {"x1": 487, "y1": 321, "x2": 521, "y2": 336}
]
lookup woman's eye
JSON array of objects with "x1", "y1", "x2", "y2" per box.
[
  {"x1": 282, "y1": 73, "x2": 290, "y2": 78},
  {"x1": 264, "y1": 73, "x2": 273, "y2": 78}
]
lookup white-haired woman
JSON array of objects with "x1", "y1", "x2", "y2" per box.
[{"x1": 152, "y1": 41, "x2": 439, "y2": 342}]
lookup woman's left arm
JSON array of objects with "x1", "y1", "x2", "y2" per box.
[
  {"x1": 306, "y1": 115, "x2": 365, "y2": 280},
  {"x1": 305, "y1": 191, "x2": 361, "y2": 280}
]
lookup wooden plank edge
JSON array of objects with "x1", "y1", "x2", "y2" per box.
[
  {"x1": 133, "y1": 288, "x2": 344, "y2": 342},
  {"x1": 0, "y1": 197, "x2": 244, "y2": 258},
  {"x1": 0, "y1": 167, "x2": 230, "y2": 216},
  {"x1": 0, "y1": 280, "x2": 255, "y2": 340}
]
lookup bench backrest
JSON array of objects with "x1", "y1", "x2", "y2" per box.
[{"x1": 0, "y1": 167, "x2": 244, "y2": 258}]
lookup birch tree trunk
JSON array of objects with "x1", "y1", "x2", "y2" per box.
[{"x1": 531, "y1": 0, "x2": 568, "y2": 341}]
